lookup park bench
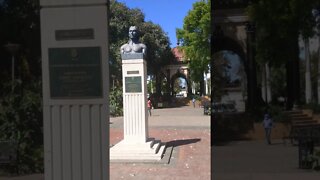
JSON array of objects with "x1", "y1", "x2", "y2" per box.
[
  {"x1": 0, "y1": 140, "x2": 18, "y2": 172},
  {"x1": 297, "y1": 137, "x2": 320, "y2": 169},
  {"x1": 287, "y1": 124, "x2": 320, "y2": 145},
  {"x1": 283, "y1": 110, "x2": 320, "y2": 145}
]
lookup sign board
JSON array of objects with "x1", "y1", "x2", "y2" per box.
[
  {"x1": 49, "y1": 47, "x2": 102, "y2": 99},
  {"x1": 125, "y1": 76, "x2": 142, "y2": 93},
  {"x1": 55, "y1": 28, "x2": 94, "y2": 41}
]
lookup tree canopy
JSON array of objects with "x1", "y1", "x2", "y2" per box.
[
  {"x1": 247, "y1": 0, "x2": 319, "y2": 66},
  {"x1": 247, "y1": 0, "x2": 320, "y2": 107},
  {"x1": 176, "y1": 0, "x2": 211, "y2": 94}
]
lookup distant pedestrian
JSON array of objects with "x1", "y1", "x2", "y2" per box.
[
  {"x1": 262, "y1": 113, "x2": 273, "y2": 145},
  {"x1": 192, "y1": 97, "x2": 196, "y2": 108},
  {"x1": 147, "y1": 98, "x2": 152, "y2": 116}
]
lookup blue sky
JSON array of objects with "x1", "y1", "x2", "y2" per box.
[{"x1": 117, "y1": 0, "x2": 200, "y2": 48}]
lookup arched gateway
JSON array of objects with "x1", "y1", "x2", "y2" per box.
[
  {"x1": 155, "y1": 47, "x2": 210, "y2": 97},
  {"x1": 213, "y1": 0, "x2": 262, "y2": 111}
]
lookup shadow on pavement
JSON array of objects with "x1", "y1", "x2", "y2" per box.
[
  {"x1": 212, "y1": 112, "x2": 255, "y2": 146},
  {"x1": 166, "y1": 138, "x2": 201, "y2": 148}
]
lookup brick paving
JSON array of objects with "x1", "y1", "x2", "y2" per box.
[
  {"x1": 0, "y1": 105, "x2": 210, "y2": 180},
  {"x1": 110, "y1": 106, "x2": 211, "y2": 180}
]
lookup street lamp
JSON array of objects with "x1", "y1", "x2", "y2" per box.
[{"x1": 4, "y1": 42, "x2": 20, "y2": 93}]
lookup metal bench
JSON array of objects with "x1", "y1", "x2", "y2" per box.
[{"x1": 287, "y1": 123, "x2": 320, "y2": 145}]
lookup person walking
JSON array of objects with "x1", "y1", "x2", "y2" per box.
[
  {"x1": 147, "y1": 98, "x2": 152, "y2": 116},
  {"x1": 192, "y1": 97, "x2": 196, "y2": 108},
  {"x1": 262, "y1": 113, "x2": 273, "y2": 145}
]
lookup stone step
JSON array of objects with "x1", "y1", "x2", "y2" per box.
[
  {"x1": 290, "y1": 114, "x2": 310, "y2": 118},
  {"x1": 110, "y1": 142, "x2": 163, "y2": 154},
  {"x1": 110, "y1": 143, "x2": 166, "y2": 161},
  {"x1": 292, "y1": 121, "x2": 318, "y2": 126},
  {"x1": 285, "y1": 110, "x2": 302, "y2": 115}
]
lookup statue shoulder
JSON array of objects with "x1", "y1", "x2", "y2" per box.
[{"x1": 120, "y1": 43, "x2": 128, "y2": 49}]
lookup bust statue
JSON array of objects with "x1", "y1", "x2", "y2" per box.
[{"x1": 120, "y1": 26, "x2": 147, "y2": 57}]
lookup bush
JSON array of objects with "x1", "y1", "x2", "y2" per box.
[
  {"x1": 0, "y1": 80, "x2": 43, "y2": 174},
  {"x1": 247, "y1": 105, "x2": 289, "y2": 123},
  {"x1": 109, "y1": 86, "x2": 123, "y2": 116}
]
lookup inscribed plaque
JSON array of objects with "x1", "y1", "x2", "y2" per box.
[
  {"x1": 125, "y1": 76, "x2": 142, "y2": 93},
  {"x1": 49, "y1": 47, "x2": 102, "y2": 99}
]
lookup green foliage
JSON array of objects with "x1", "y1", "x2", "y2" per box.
[
  {"x1": 247, "y1": 105, "x2": 288, "y2": 123},
  {"x1": 0, "y1": 0, "x2": 41, "y2": 80},
  {"x1": 176, "y1": 0, "x2": 211, "y2": 83},
  {"x1": 247, "y1": 0, "x2": 318, "y2": 66},
  {"x1": 109, "y1": 86, "x2": 123, "y2": 117},
  {"x1": 269, "y1": 64, "x2": 287, "y2": 102},
  {"x1": 0, "y1": 80, "x2": 43, "y2": 174},
  {"x1": 267, "y1": 105, "x2": 289, "y2": 123}
]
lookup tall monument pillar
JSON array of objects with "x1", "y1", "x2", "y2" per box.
[
  {"x1": 110, "y1": 26, "x2": 166, "y2": 161},
  {"x1": 40, "y1": 0, "x2": 109, "y2": 179}
]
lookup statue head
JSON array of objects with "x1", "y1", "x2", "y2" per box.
[{"x1": 128, "y1": 26, "x2": 139, "y2": 40}]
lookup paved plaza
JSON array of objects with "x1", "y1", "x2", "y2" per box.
[
  {"x1": 2, "y1": 105, "x2": 320, "y2": 180},
  {"x1": 109, "y1": 106, "x2": 211, "y2": 180},
  {"x1": 213, "y1": 140, "x2": 320, "y2": 180}
]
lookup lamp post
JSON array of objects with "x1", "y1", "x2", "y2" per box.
[
  {"x1": 111, "y1": 74, "x2": 115, "y2": 90},
  {"x1": 4, "y1": 43, "x2": 20, "y2": 93},
  {"x1": 312, "y1": 8, "x2": 320, "y2": 104}
]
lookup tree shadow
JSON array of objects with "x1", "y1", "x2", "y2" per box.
[{"x1": 166, "y1": 138, "x2": 201, "y2": 148}]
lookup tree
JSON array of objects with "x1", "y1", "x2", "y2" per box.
[
  {"x1": 0, "y1": 0, "x2": 41, "y2": 89},
  {"x1": 176, "y1": 0, "x2": 211, "y2": 96},
  {"x1": 247, "y1": 0, "x2": 319, "y2": 109},
  {"x1": 0, "y1": 0, "x2": 43, "y2": 173}
]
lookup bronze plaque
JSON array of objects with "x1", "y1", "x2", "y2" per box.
[
  {"x1": 49, "y1": 47, "x2": 102, "y2": 99},
  {"x1": 125, "y1": 76, "x2": 142, "y2": 93}
]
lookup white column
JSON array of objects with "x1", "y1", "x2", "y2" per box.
[
  {"x1": 110, "y1": 58, "x2": 165, "y2": 161},
  {"x1": 40, "y1": 1, "x2": 109, "y2": 180},
  {"x1": 204, "y1": 72, "x2": 208, "y2": 95},
  {"x1": 262, "y1": 63, "x2": 271, "y2": 103},
  {"x1": 122, "y1": 59, "x2": 148, "y2": 143}
]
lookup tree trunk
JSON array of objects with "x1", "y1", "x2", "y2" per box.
[
  {"x1": 286, "y1": 38, "x2": 301, "y2": 109},
  {"x1": 305, "y1": 38, "x2": 312, "y2": 104},
  {"x1": 317, "y1": 36, "x2": 320, "y2": 104}
]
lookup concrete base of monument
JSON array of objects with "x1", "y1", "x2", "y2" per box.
[{"x1": 110, "y1": 138, "x2": 167, "y2": 162}]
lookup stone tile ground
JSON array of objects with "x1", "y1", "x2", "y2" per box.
[{"x1": 110, "y1": 128, "x2": 211, "y2": 180}]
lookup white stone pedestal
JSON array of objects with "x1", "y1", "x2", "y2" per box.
[
  {"x1": 40, "y1": 1, "x2": 109, "y2": 179},
  {"x1": 110, "y1": 58, "x2": 166, "y2": 161}
]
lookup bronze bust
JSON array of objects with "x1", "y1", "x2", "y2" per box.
[{"x1": 120, "y1": 26, "x2": 146, "y2": 59}]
